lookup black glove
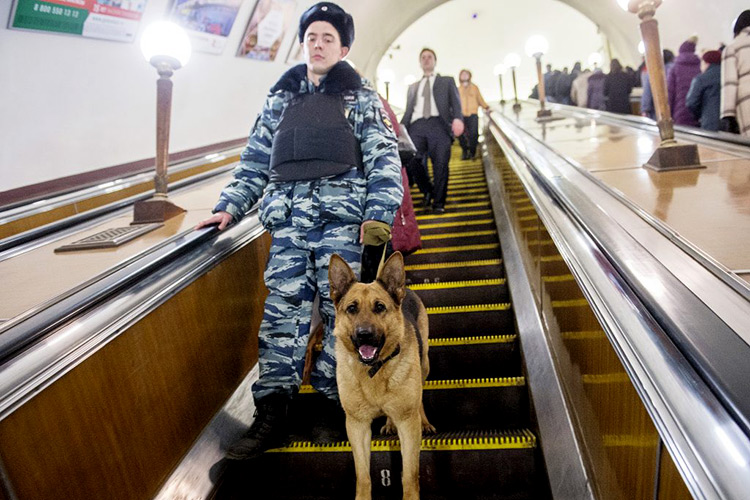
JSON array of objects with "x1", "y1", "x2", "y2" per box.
[{"x1": 720, "y1": 116, "x2": 740, "y2": 134}]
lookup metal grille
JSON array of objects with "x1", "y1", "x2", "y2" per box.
[{"x1": 54, "y1": 223, "x2": 163, "y2": 252}]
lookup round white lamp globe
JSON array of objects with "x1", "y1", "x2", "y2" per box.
[
  {"x1": 140, "y1": 21, "x2": 191, "y2": 69},
  {"x1": 525, "y1": 35, "x2": 549, "y2": 58},
  {"x1": 504, "y1": 53, "x2": 521, "y2": 70}
]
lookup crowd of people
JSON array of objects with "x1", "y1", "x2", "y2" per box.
[{"x1": 532, "y1": 9, "x2": 750, "y2": 136}]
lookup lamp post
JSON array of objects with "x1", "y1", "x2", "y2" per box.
[
  {"x1": 618, "y1": 0, "x2": 703, "y2": 170},
  {"x1": 379, "y1": 68, "x2": 395, "y2": 102},
  {"x1": 503, "y1": 53, "x2": 521, "y2": 113},
  {"x1": 525, "y1": 34, "x2": 552, "y2": 121},
  {"x1": 493, "y1": 64, "x2": 506, "y2": 105},
  {"x1": 133, "y1": 21, "x2": 192, "y2": 224}
]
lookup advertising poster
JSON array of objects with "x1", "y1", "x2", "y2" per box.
[
  {"x1": 8, "y1": 0, "x2": 148, "y2": 43},
  {"x1": 168, "y1": 0, "x2": 244, "y2": 55},
  {"x1": 285, "y1": 35, "x2": 303, "y2": 65},
  {"x1": 237, "y1": 0, "x2": 296, "y2": 62}
]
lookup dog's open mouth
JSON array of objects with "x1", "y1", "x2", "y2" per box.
[{"x1": 351, "y1": 335, "x2": 384, "y2": 365}]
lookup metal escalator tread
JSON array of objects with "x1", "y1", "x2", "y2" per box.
[{"x1": 266, "y1": 429, "x2": 537, "y2": 453}]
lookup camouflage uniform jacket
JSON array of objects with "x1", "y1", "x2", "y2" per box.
[{"x1": 214, "y1": 61, "x2": 403, "y2": 229}]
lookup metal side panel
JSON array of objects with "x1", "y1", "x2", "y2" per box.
[{"x1": 482, "y1": 145, "x2": 595, "y2": 500}]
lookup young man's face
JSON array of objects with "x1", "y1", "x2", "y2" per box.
[
  {"x1": 420, "y1": 50, "x2": 436, "y2": 74},
  {"x1": 303, "y1": 21, "x2": 349, "y2": 76}
]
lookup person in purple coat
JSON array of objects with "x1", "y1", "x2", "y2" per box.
[
  {"x1": 668, "y1": 36, "x2": 701, "y2": 126},
  {"x1": 587, "y1": 69, "x2": 606, "y2": 110}
]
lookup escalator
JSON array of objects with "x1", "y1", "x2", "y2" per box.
[{"x1": 213, "y1": 147, "x2": 551, "y2": 499}]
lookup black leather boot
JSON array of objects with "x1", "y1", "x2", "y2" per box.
[
  {"x1": 310, "y1": 396, "x2": 347, "y2": 444},
  {"x1": 226, "y1": 394, "x2": 290, "y2": 460}
]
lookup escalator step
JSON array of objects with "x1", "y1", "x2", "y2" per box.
[
  {"x1": 409, "y1": 278, "x2": 508, "y2": 307},
  {"x1": 405, "y1": 259, "x2": 504, "y2": 284},
  {"x1": 428, "y1": 335, "x2": 520, "y2": 379},
  {"x1": 420, "y1": 229, "x2": 498, "y2": 248},
  {"x1": 216, "y1": 430, "x2": 543, "y2": 499},
  {"x1": 417, "y1": 219, "x2": 497, "y2": 236},
  {"x1": 293, "y1": 377, "x2": 527, "y2": 433},
  {"x1": 407, "y1": 243, "x2": 501, "y2": 265},
  {"x1": 427, "y1": 303, "x2": 514, "y2": 338}
]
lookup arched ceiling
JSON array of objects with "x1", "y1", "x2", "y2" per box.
[{"x1": 338, "y1": 0, "x2": 743, "y2": 79}]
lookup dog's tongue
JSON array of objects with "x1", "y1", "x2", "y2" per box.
[{"x1": 358, "y1": 345, "x2": 377, "y2": 360}]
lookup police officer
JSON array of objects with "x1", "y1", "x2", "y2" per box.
[{"x1": 196, "y1": 2, "x2": 403, "y2": 460}]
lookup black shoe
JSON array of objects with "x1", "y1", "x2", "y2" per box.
[
  {"x1": 433, "y1": 205, "x2": 445, "y2": 214},
  {"x1": 226, "y1": 394, "x2": 290, "y2": 460},
  {"x1": 422, "y1": 192, "x2": 433, "y2": 208},
  {"x1": 310, "y1": 396, "x2": 347, "y2": 444}
]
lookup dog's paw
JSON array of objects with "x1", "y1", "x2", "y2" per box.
[
  {"x1": 422, "y1": 421, "x2": 437, "y2": 434},
  {"x1": 380, "y1": 418, "x2": 398, "y2": 435}
]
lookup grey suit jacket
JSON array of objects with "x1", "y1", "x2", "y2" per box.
[{"x1": 401, "y1": 75, "x2": 463, "y2": 136}]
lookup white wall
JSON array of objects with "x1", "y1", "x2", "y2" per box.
[{"x1": 0, "y1": 0, "x2": 745, "y2": 193}]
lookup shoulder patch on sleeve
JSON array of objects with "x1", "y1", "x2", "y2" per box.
[{"x1": 379, "y1": 107, "x2": 394, "y2": 132}]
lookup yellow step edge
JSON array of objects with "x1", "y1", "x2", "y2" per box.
[
  {"x1": 414, "y1": 201, "x2": 491, "y2": 213},
  {"x1": 561, "y1": 330, "x2": 606, "y2": 340},
  {"x1": 416, "y1": 209, "x2": 493, "y2": 221},
  {"x1": 540, "y1": 255, "x2": 564, "y2": 262},
  {"x1": 418, "y1": 219, "x2": 495, "y2": 230},
  {"x1": 518, "y1": 215, "x2": 539, "y2": 222},
  {"x1": 527, "y1": 239, "x2": 555, "y2": 246},
  {"x1": 542, "y1": 274, "x2": 575, "y2": 282},
  {"x1": 412, "y1": 187, "x2": 488, "y2": 198},
  {"x1": 414, "y1": 243, "x2": 499, "y2": 254},
  {"x1": 429, "y1": 334, "x2": 517, "y2": 346},
  {"x1": 409, "y1": 278, "x2": 505, "y2": 290},
  {"x1": 420, "y1": 229, "x2": 497, "y2": 241},
  {"x1": 603, "y1": 434, "x2": 660, "y2": 448},
  {"x1": 404, "y1": 259, "x2": 501, "y2": 271},
  {"x1": 411, "y1": 194, "x2": 490, "y2": 203},
  {"x1": 300, "y1": 376, "x2": 524, "y2": 395},
  {"x1": 582, "y1": 373, "x2": 631, "y2": 384},
  {"x1": 426, "y1": 303, "x2": 511, "y2": 314},
  {"x1": 551, "y1": 298, "x2": 589, "y2": 308},
  {"x1": 424, "y1": 377, "x2": 525, "y2": 390},
  {"x1": 267, "y1": 430, "x2": 537, "y2": 453}
]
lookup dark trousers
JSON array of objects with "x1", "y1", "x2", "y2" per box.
[
  {"x1": 458, "y1": 114, "x2": 479, "y2": 156},
  {"x1": 407, "y1": 117, "x2": 452, "y2": 208}
]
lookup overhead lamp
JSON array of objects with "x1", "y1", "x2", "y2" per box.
[
  {"x1": 621, "y1": 0, "x2": 703, "y2": 171},
  {"x1": 525, "y1": 35, "x2": 553, "y2": 121},
  {"x1": 403, "y1": 74, "x2": 417, "y2": 86},
  {"x1": 493, "y1": 64, "x2": 506, "y2": 105},
  {"x1": 134, "y1": 21, "x2": 192, "y2": 224}
]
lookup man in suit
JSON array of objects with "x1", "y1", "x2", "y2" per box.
[{"x1": 401, "y1": 48, "x2": 464, "y2": 213}]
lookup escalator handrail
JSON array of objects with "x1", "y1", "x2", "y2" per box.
[
  {"x1": 488, "y1": 112, "x2": 750, "y2": 499},
  {"x1": 0, "y1": 145, "x2": 245, "y2": 218},
  {"x1": 522, "y1": 98, "x2": 750, "y2": 150},
  {"x1": 0, "y1": 212, "x2": 265, "y2": 418},
  {"x1": 0, "y1": 163, "x2": 236, "y2": 256}
]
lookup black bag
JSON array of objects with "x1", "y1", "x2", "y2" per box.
[{"x1": 397, "y1": 126, "x2": 417, "y2": 162}]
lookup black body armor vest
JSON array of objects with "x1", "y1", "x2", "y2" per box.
[{"x1": 269, "y1": 93, "x2": 364, "y2": 182}]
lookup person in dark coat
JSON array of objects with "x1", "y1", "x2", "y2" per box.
[
  {"x1": 668, "y1": 36, "x2": 701, "y2": 126},
  {"x1": 587, "y1": 69, "x2": 606, "y2": 110},
  {"x1": 603, "y1": 59, "x2": 634, "y2": 114},
  {"x1": 642, "y1": 49, "x2": 675, "y2": 119},
  {"x1": 686, "y1": 50, "x2": 722, "y2": 131}
]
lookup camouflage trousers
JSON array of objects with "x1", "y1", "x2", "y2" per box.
[{"x1": 252, "y1": 220, "x2": 362, "y2": 401}]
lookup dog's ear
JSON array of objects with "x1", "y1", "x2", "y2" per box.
[
  {"x1": 377, "y1": 252, "x2": 406, "y2": 305},
  {"x1": 329, "y1": 254, "x2": 358, "y2": 306}
]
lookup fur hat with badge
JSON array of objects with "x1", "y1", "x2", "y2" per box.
[{"x1": 298, "y1": 2, "x2": 355, "y2": 48}]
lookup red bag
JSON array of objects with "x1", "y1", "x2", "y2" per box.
[{"x1": 392, "y1": 167, "x2": 422, "y2": 255}]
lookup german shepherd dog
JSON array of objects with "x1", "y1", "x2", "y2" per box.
[{"x1": 329, "y1": 252, "x2": 434, "y2": 500}]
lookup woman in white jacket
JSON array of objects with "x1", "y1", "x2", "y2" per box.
[{"x1": 721, "y1": 10, "x2": 750, "y2": 136}]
